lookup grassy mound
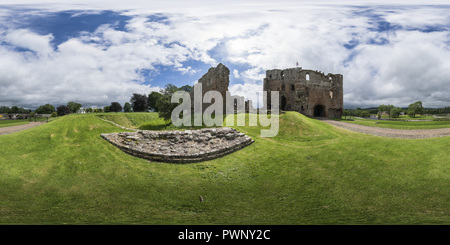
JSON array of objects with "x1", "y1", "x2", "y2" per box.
[
  {"x1": 99, "y1": 112, "x2": 164, "y2": 129},
  {"x1": 0, "y1": 112, "x2": 449, "y2": 224}
]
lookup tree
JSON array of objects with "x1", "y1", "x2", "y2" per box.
[
  {"x1": 67, "y1": 102, "x2": 82, "y2": 113},
  {"x1": 109, "y1": 102, "x2": 122, "y2": 112},
  {"x1": 56, "y1": 105, "x2": 71, "y2": 116},
  {"x1": 180, "y1": 85, "x2": 192, "y2": 93},
  {"x1": 378, "y1": 104, "x2": 394, "y2": 117},
  {"x1": 385, "y1": 104, "x2": 394, "y2": 117},
  {"x1": 148, "y1": 91, "x2": 163, "y2": 112},
  {"x1": 103, "y1": 106, "x2": 110, "y2": 113},
  {"x1": 123, "y1": 102, "x2": 132, "y2": 113},
  {"x1": 390, "y1": 107, "x2": 403, "y2": 118},
  {"x1": 130, "y1": 93, "x2": 148, "y2": 112},
  {"x1": 35, "y1": 104, "x2": 55, "y2": 114},
  {"x1": 10, "y1": 106, "x2": 19, "y2": 113},
  {"x1": 156, "y1": 84, "x2": 180, "y2": 122},
  {"x1": 407, "y1": 101, "x2": 424, "y2": 118},
  {"x1": 0, "y1": 106, "x2": 11, "y2": 113}
]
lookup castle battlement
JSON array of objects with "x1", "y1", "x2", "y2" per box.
[{"x1": 263, "y1": 66, "x2": 343, "y2": 118}]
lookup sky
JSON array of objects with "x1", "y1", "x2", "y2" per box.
[{"x1": 0, "y1": 0, "x2": 449, "y2": 109}]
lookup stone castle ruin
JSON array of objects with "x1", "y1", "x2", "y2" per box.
[
  {"x1": 101, "y1": 63, "x2": 343, "y2": 163},
  {"x1": 190, "y1": 63, "x2": 230, "y2": 114},
  {"x1": 191, "y1": 63, "x2": 343, "y2": 118},
  {"x1": 263, "y1": 67, "x2": 343, "y2": 118}
]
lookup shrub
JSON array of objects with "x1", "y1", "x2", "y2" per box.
[{"x1": 56, "y1": 105, "x2": 71, "y2": 116}]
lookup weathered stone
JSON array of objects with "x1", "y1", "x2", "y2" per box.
[
  {"x1": 190, "y1": 63, "x2": 230, "y2": 114},
  {"x1": 101, "y1": 127, "x2": 254, "y2": 163},
  {"x1": 263, "y1": 67, "x2": 343, "y2": 118}
]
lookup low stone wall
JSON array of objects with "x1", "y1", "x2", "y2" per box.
[{"x1": 101, "y1": 127, "x2": 254, "y2": 163}]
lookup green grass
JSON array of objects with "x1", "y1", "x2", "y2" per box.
[
  {"x1": 98, "y1": 112, "x2": 162, "y2": 129},
  {"x1": 0, "y1": 119, "x2": 30, "y2": 128},
  {"x1": 379, "y1": 114, "x2": 438, "y2": 120},
  {"x1": 337, "y1": 117, "x2": 450, "y2": 129},
  {"x1": 1, "y1": 112, "x2": 450, "y2": 224}
]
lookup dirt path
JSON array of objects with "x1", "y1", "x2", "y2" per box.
[
  {"x1": 320, "y1": 119, "x2": 450, "y2": 139},
  {"x1": 0, "y1": 122, "x2": 46, "y2": 136}
]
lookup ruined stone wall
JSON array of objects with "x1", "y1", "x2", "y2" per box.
[
  {"x1": 190, "y1": 63, "x2": 230, "y2": 113},
  {"x1": 101, "y1": 127, "x2": 254, "y2": 163},
  {"x1": 263, "y1": 67, "x2": 343, "y2": 118}
]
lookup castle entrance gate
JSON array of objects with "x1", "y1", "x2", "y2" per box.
[{"x1": 314, "y1": 105, "x2": 326, "y2": 117}]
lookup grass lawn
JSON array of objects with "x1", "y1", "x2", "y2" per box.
[
  {"x1": 379, "y1": 114, "x2": 438, "y2": 121},
  {"x1": 0, "y1": 112, "x2": 449, "y2": 224},
  {"x1": 336, "y1": 117, "x2": 450, "y2": 130},
  {"x1": 0, "y1": 119, "x2": 30, "y2": 128}
]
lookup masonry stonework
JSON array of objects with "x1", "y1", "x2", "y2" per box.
[
  {"x1": 101, "y1": 128, "x2": 254, "y2": 163},
  {"x1": 190, "y1": 63, "x2": 230, "y2": 113},
  {"x1": 263, "y1": 67, "x2": 343, "y2": 118}
]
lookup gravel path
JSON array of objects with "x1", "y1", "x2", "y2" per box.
[
  {"x1": 320, "y1": 119, "x2": 450, "y2": 139},
  {"x1": 0, "y1": 122, "x2": 46, "y2": 136}
]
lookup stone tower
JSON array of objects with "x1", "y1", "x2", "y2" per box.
[
  {"x1": 190, "y1": 63, "x2": 230, "y2": 113},
  {"x1": 263, "y1": 67, "x2": 343, "y2": 118}
]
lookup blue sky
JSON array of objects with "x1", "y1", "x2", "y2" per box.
[{"x1": 1, "y1": 0, "x2": 450, "y2": 109}]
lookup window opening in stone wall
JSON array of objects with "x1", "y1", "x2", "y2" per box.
[
  {"x1": 306, "y1": 73, "x2": 310, "y2": 81},
  {"x1": 330, "y1": 91, "x2": 333, "y2": 99},
  {"x1": 291, "y1": 84, "x2": 295, "y2": 91}
]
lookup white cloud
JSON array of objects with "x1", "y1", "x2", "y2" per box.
[
  {"x1": 3, "y1": 29, "x2": 54, "y2": 56},
  {"x1": 233, "y1": 69, "x2": 240, "y2": 79},
  {"x1": 1, "y1": 1, "x2": 450, "y2": 109},
  {"x1": 0, "y1": 30, "x2": 161, "y2": 108},
  {"x1": 343, "y1": 30, "x2": 450, "y2": 107}
]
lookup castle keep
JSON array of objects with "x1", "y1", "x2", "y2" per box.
[{"x1": 263, "y1": 67, "x2": 343, "y2": 118}]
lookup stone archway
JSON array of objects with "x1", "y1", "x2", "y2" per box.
[{"x1": 314, "y1": 105, "x2": 326, "y2": 117}]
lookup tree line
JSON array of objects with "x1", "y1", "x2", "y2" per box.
[
  {"x1": 3, "y1": 93, "x2": 448, "y2": 120},
  {"x1": 0, "y1": 106, "x2": 31, "y2": 114},
  {"x1": 1, "y1": 83, "x2": 190, "y2": 119},
  {"x1": 344, "y1": 101, "x2": 450, "y2": 119}
]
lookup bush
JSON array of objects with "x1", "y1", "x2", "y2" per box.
[{"x1": 56, "y1": 105, "x2": 71, "y2": 116}]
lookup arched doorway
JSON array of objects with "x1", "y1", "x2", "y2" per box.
[
  {"x1": 280, "y1": 96, "x2": 287, "y2": 111},
  {"x1": 314, "y1": 105, "x2": 326, "y2": 117}
]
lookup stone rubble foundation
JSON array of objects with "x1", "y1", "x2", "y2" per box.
[{"x1": 101, "y1": 127, "x2": 254, "y2": 163}]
